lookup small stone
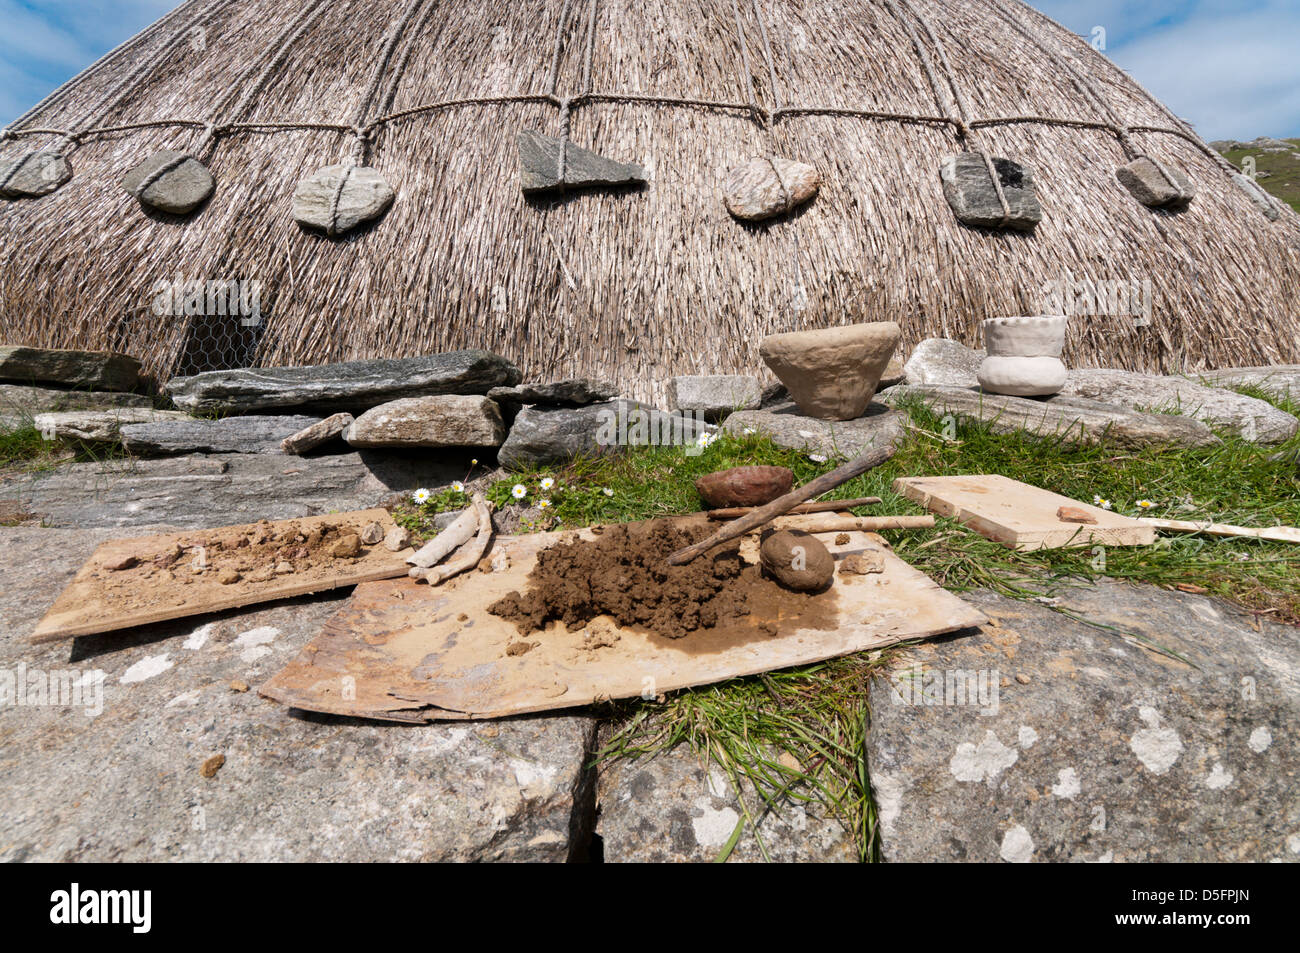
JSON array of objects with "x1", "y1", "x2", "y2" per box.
[
  {"x1": 0, "y1": 150, "x2": 71, "y2": 198},
  {"x1": 383, "y1": 526, "x2": 411, "y2": 552},
  {"x1": 359, "y1": 521, "x2": 385, "y2": 545},
  {"x1": 902, "y1": 338, "x2": 983, "y2": 388},
  {"x1": 489, "y1": 549, "x2": 511, "y2": 572},
  {"x1": 1057, "y1": 506, "x2": 1097, "y2": 525},
  {"x1": 839, "y1": 552, "x2": 886, "y2": 575},
  {"x1": 834, "y1": 533, "x2": 850, "y2": 546},
  {"x1": 940, "y1": 153, "x2": 1042, "y2": 231},
  {"x1": 230, "y1": 680, "x2": 250, "y2": 693},
  {"x1": 199, "y1": 754, "x2": 226, "y2": 779},
  {"x1": 103, "y1": 554, "x2": 139, "y2": 572},
  {"x1": 216, "y1": 568, "x2": 241, "y2": 585},
  {"x1": 1116, "y1": 156, "x2": 1194, "y2": 208},
  {"x1": 120, "y1": 150, "x2": 214, "y2": 214},
  {"x1": 518, "y1": 130, "x2": 645, "y2": 193},
  {"x1": 505, "y1": 641, "x2": 537, "y2": 657},
  {"x1": 722, "y1": 156, "x2": 820, "y2": 221},
  {"x1": 1015, "y1": 673, "x2": 1031, "y2": 685},
  {"x1": 331, "y1": 534, "x2": 362, "y2": 559},
  {"x1": 760, "y1": 322, "x2": 901, "y2": 420},
  {"x1": 273, "y1": 561, "x2": 295, "y2": 575},
  {"x1": 695, "y1": 466, "x2": 793, "y2": 508},
  {"x1": 247, "y1": 565, "x2": 275, "y2": 582},
  {"x1": 280, "y1": 412, "x2": 354, "y2": 454},
  {"x1": 760, "y1": 530, "x2": 835, "y2": 592},
  {"x1": 292, "y1": 163, "x2": 395, "y2": 236}
]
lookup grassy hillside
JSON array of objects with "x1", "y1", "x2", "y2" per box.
[{"x1": 1216, "y1": 138, "x2": 1300, "y2": 213}]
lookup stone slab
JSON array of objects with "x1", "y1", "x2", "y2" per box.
[
  {"x1": 121, "y1": 415, "x2": 324, "y2": 455},
  {"x1": 723, "y1": 402, "x2": 907, "y2": 459},
  {"x1": 868, "y1": 580, "x2": 1300, "y2": 862},
  {"x1": 0, "y1": 346, "x2": 140, "y2": 392}
]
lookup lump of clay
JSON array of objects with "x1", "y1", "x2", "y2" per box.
[
  {"x1": 760, "y1": 322, "x2": 901, "y2": 420},
  {"x1": 695, "y1": 465, "x2": 793, "y2": 508},
  {"x1": 940, "y1": 153, "x2": 1041, "y2": 231},
  {"x1": 976, "y1": 315, "x2": 1067, "y2": 397},
  {"x1": 760, "y1": 530, "x2": 834, "y2": 592},
  {"x1": 293, "y1": 163, "x2": 395, "y2": 236},
  {"x1": 0, "y1": 150, "x2": 71, "y2": 198},
  {"x1": 722, "y1": 156, "x2": 820, "y2": 221},
  {"x1": 1116, "y1": 156, "x2": 1193, "y2": 208},
  {"x1": 120, "y1": 150, "x2": 214, "y2": 214}
]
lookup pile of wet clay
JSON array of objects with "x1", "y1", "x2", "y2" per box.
[{"x1": 489, "y1": 519, "x2": 759, "y2": 640}]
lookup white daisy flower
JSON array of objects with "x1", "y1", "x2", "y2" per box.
[
  {"x1": 1136, "y1": 499, "x2": 1155, "y2": 510},
  {"x1": 540, "y1": 477, "x2": 555, "y2": 491},
  {"x1": 602, "y1": 488, "x2": 614, "y2": 497},
  {"x1": 412, "y1": 488, "x2": 432, "y2": 505},
  {"x1": 808, "y1": 453, "x2": 828, "y2": 464},
  {"x1": 743, "y1": 427, "x2": 756, "y2": 435},
  {"x1": 451, "y1": 481, "x2": 465, "y2": 493},
  {"x1": 1093, "y1": 495, "x2": 1113, "y2": 510},
  {"x1": 511, "y1": 484, "x2": 527, "y2": 500},
  {"x1": 538, "y1": 499, "x2": 551, "y2": 510}
]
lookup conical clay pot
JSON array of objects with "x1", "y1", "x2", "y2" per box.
[
  {"x1": 759, "y1": 322, "x2": 901, "y2": 421},
  {"x1": 977, "y1": 316, "x2": 1068, "y2": 397}
]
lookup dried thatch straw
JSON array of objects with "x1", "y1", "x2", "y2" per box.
[{"x1": 1, "y1": 0, "x2": 1298, "y2": 404}]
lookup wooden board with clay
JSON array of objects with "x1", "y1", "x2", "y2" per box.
[
  {"x1": 259, "y1": 519, "x2": 988, "y2": 722},
  {"x1": 893, "y1": 474, "x2": 1156, "y2": 551},
  {"x1": 31, "y1": 509, "x2": 414, "y2": 642}
]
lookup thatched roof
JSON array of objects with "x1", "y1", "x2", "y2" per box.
[{"x1": 2, "y1": 0, "x2": 1298, "y2": 403}]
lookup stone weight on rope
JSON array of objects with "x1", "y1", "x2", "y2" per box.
[
  {"x1": 518, "y1": 130, "x2": 646, "y2": 194},
  {"x1": 722, "y1": 156, "x2": 820, "y2": 222},
  {"x1": 121, "y1": 150, "x2": 214, "y2": 214},
  {"x1": 0, "y1": 151, "x2": 71, "y2": 199},
  {"x1": 1231, "y1": 172, "x2": 1282, "y2": 222},
  {"x1": 940, "y1": 153, "x2": 1042, "y2": 231},
  {"x1": 1116, "y1": 157, "x2": 1194, "y2": 209},
  {"x1": 292, "y1": 163, "x2": 395, "y2": 236}
]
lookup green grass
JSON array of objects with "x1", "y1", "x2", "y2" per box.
[
  {"x1": 1220, "y1": 139, "x2": 1300, "y2": 213},
  {"x1": 463, "y1": 391, "x2": 1300, "y2": 861}
]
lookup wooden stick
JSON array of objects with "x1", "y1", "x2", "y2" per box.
[
  {"x1": 705, "y1": 496, "x2": 883, "y2": 520},
  {"x1": 773, "y1": 514, "x2": 934, "y2": 533},
  {"x1": 1140, "y1": 517, "x2": 1300, "y2": 544},
  {"x1": 407, "y1": 506, "x2": 476, "y2": 569},
  {"x1": 666, "y1": 447, "x2": 894, "y2": 565},
  {"x1": 419, "y1": 496, "x2": 496, "y2": 585}
]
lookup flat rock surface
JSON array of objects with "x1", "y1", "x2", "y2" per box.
[
  {"x1": 903, "y1": 338, "x2": 985, "y2": 388},
  {"x1": 0, "y1": 346, "x2": 140, "y2": 392},
  {"x1": 1060, "y1": 368, "x2": 1298, "y2": 443},
  {"x1": 0, "y1": 384, "x2": 152, "y2": 418},
  {"x1": 488, "y1": 379, "x2": 620, "y2": 406},
  {"x1": 498, "y1": 400, "x2": 712, "y2": 470},
  {"x1": 121, "y1": 415, "x2": 324, "y2": 455},
  {"x1": 166, "y1": 351, "x2": 521, "y2": 415},
  {"x1": 0, "y1": 527, "x2": 595, "y2": 861},
  {"x1": 667, "y1": 374, "x2": 762, "y2": 422},
  {"x1": 344, "y1": 395, "x2": 505, "y2": 448},
  {"x1": 518, "y1": 130, "x2": 646, "y2": 193},
  {"x1": 879, "y1": 385, "x2": 1220, "y2": 450},
  {"x1": 723, "y1": 402, "x2": 907, "y2": 459},
  {"x1": 868, "y1": 580, "x2": 1300, "y2": 862},
  {"x1": 597, "y1": 745, "x2": 855, "y2": 862},
  {"x1": 1198, "y1": 365, "x2": 1300, "y2": 396},
  {"x1": 0, "y1": 451, "x2": 466, "y2": 529},
  {"x1": 34, "y1": 408, "x2": 189, "y2": 445}
]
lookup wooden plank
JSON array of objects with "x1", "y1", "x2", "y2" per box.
[
  {"x1": 1141, "y1": 518, "x2": 1300, "y2": 544},
  {"x1": 893, "y1": 474, "x2": 1156, "y2": 551},
  {"x1": 31, "y1": 509, "x2": 413, "y2": 642},
  {"x1": 259, "y1": 519, "x2": 987, "y2": 722}
]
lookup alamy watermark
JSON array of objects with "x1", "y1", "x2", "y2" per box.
[
  {"x1": 1038, "y1": 272, "x2": 1153, "y2": 327},
  {"x1": 887, "y1": 663, "x2": 1000, "y2": 716},
  {"x1": 151, "y1": 275, "x2": 263, "y2": 326},
  {"x1": 1, "y1": 663, "x2": 104, "y2": 718},
  {"x1": 594, "y1": 405, "x2": 715, "y2": 457}
]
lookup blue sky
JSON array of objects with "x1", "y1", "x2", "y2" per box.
[{"x1": 1, "y1": 0, "x2": 1297, "y2": 139}]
